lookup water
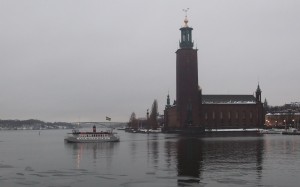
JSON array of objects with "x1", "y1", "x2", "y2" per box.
[{"x1": 1, "y1": 130, "x2": 300, "y2": 187}]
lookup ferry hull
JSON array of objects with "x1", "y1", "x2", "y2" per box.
[{"x1": 64, "y1": 136, "x2": 120, "y2": 143}]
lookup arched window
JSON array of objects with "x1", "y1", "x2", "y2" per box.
[{"x1": 242, "y1": 111, "x2": 246, "y2": 119}]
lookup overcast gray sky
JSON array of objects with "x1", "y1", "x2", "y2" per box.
[{"x1": 1, "y1": 0, "x2": 299, "y2": 122}]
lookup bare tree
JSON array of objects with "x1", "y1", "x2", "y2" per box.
[
  {"x1": 128, "y1": 112, "x2": 138, "y2": 129},
  {"x1": 150, "y1": 100, "x2": 158, "y2": 130}
]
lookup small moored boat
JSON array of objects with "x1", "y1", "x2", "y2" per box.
[
  {"x1": 282, "y1": 128, "x2": 300, "y2": 135},
  {"x1": 259, "y1": 129, "x2": 283, "y2": 134},
  {"x1": 64, "y1": 125, "x2": 120, "y2": 143}
]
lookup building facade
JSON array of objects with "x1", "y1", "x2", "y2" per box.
[
  {"x1": 265, "y1": 111, "x2": 300, "y2": 129},
  {"x1": 164, "y1": 17, "x2": 264, "y2": 131}
]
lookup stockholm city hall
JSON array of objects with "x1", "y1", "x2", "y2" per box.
[{"x1": 164, "y1": 16, "x2": 264, "y2": 131}]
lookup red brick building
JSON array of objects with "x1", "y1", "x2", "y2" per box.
[{"x1": 164, "y1": 17, "x2": 264, "y2": 131}]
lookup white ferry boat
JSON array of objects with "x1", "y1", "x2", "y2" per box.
[{"x1": 64, "y1": 125, "x2": 120, "y2": 143}]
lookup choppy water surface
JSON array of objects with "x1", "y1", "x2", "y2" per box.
[{"x1": 1, "y1": 130, "x2": 300, "y2": 187}]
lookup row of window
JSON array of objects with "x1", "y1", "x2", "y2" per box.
[
  {"x1": 79, "y1": 134, "x2": 110, "y2": 137},
  {"x1": 182, "y1": 31, "x2": 191, "y2": 42},
  {"x1": 205, "y1": 123, "x2": 256, "y2": 127},
  {"x1": 204, "y1": 111, "x2": 256, "y2": 120},
  {"x1": 78, "y1": 137, "x2": 110, "y2": 140}
]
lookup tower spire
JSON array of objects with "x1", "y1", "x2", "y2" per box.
[
  {"x1": 179, "y1": 8, "x2": 193, "y2": 49},
  {"x1": 166, "y1": 92, "x2": 171, "y2": 109},
  {"x1": 256, "y1": 83, "x2": 262, "y2": 103},
  {"x1": 182, "y1": 8, "x2": 189, "y2": 27}
]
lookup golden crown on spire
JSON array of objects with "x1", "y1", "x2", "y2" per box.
[{"x1": 183, "y1": 8, "x2": 189, "y2": 27}]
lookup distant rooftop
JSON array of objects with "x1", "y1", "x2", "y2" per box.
[
  {"x1": 202, "y1": 95, "x2": 256, "y2": 104},
  {"x1": 266, "y1": 112, "x2": 300, "y2": 116}
]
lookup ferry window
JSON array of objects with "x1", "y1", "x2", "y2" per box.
[
  {"x1": 205, "y1": 112, "x2": 208, "y2": 120},
  {"x1": 220, "y1": 112, "x2": 223, "y2": 119},
  {"x1": 250, "y1": 112, "x2": 253, "y2": 119},
  {"x1": 212, "y1": 111, "x2": 215, "y2": 119},
  {"x1": 228, "y1": 112, "x2": 231, "y2": 119},
  {"x1": 236, "y1": 112, "x2": 239, "y2": 119}
]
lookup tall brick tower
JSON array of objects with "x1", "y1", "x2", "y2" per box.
[{"x1": 176, "y1": 15, "x2": 200, "y2": 128}]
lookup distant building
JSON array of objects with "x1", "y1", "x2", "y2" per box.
[
  {"x1": 265, "y1": 111, "x2": 300, "y2": 129},
  {"x1": 264, "y1": 101, "x2": 300, "y2": 129},
  {"x1": 164, "y1": 16, "x2": 264, "y2": 131}
]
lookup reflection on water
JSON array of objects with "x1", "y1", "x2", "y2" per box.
[
  {"x1": 146, "y1": 134, "x2": 160, "y2": 167},
  {"x1": 177, "y1": 137, "x2": 203, "y2": 184},
  {"x1": 201, "y1": 136, "x2": 264, "y2": 186},
  {"x1": 163, "y1": 135, "x2": 265, "y2": 186},
  {"x1": 64, "y1": 142, "x2": 119, "y2": 169},
  {"x1": 62, "y1": 133, "x2": 268, "y2": 186},
  {"x1": 2, "y1": 130, "x2": 300, "y2": 186}
]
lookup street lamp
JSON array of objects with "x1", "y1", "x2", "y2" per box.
[
  {"x1": 292, "y1": 119, "x2": 295, "y2": 129},
  {"x1": 284, "y1": 119, "x2": 286, "y2": 130}
]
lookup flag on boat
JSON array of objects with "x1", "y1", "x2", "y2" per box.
[{"x1": 106, "y1": 116, "x2": 111, "y2": 121}]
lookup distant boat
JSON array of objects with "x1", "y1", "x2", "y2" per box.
[
  {"x1": 64, "y1": 125, "x2": 120, "y2": 143},
  {"x1": 124, "y1": 128, "x2": 162, "y2": 133},
  {"x1": 125, "y1": 128, "x2": 138, "y2": 133},
  {"x1": 117, "y1": 127, "x2": 126, "y2": 130},
  {"x1": 282, "y1": 128, "x2": 300, "y2": 135},
  {"x1": 259, "y1": 129, "x2": 283, "y2": 134}
]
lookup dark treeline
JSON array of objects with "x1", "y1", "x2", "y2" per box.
[
  {"x1": 266, "y1": 102, "x2": 300, "y2": 113},
  {"x1": 128, "y1": 99, "x2": 161, "y2": 130},
  {"x1": 0, "y1": 119, "x2": 74, "y2": 130}
]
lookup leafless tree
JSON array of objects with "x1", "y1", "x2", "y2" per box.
[
  {"x1": 128, "y1": 112, "x2": 138, "y2": 129},
  {"x1": 150, "y1": 100, "x2": 158, "y2": 130}
]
